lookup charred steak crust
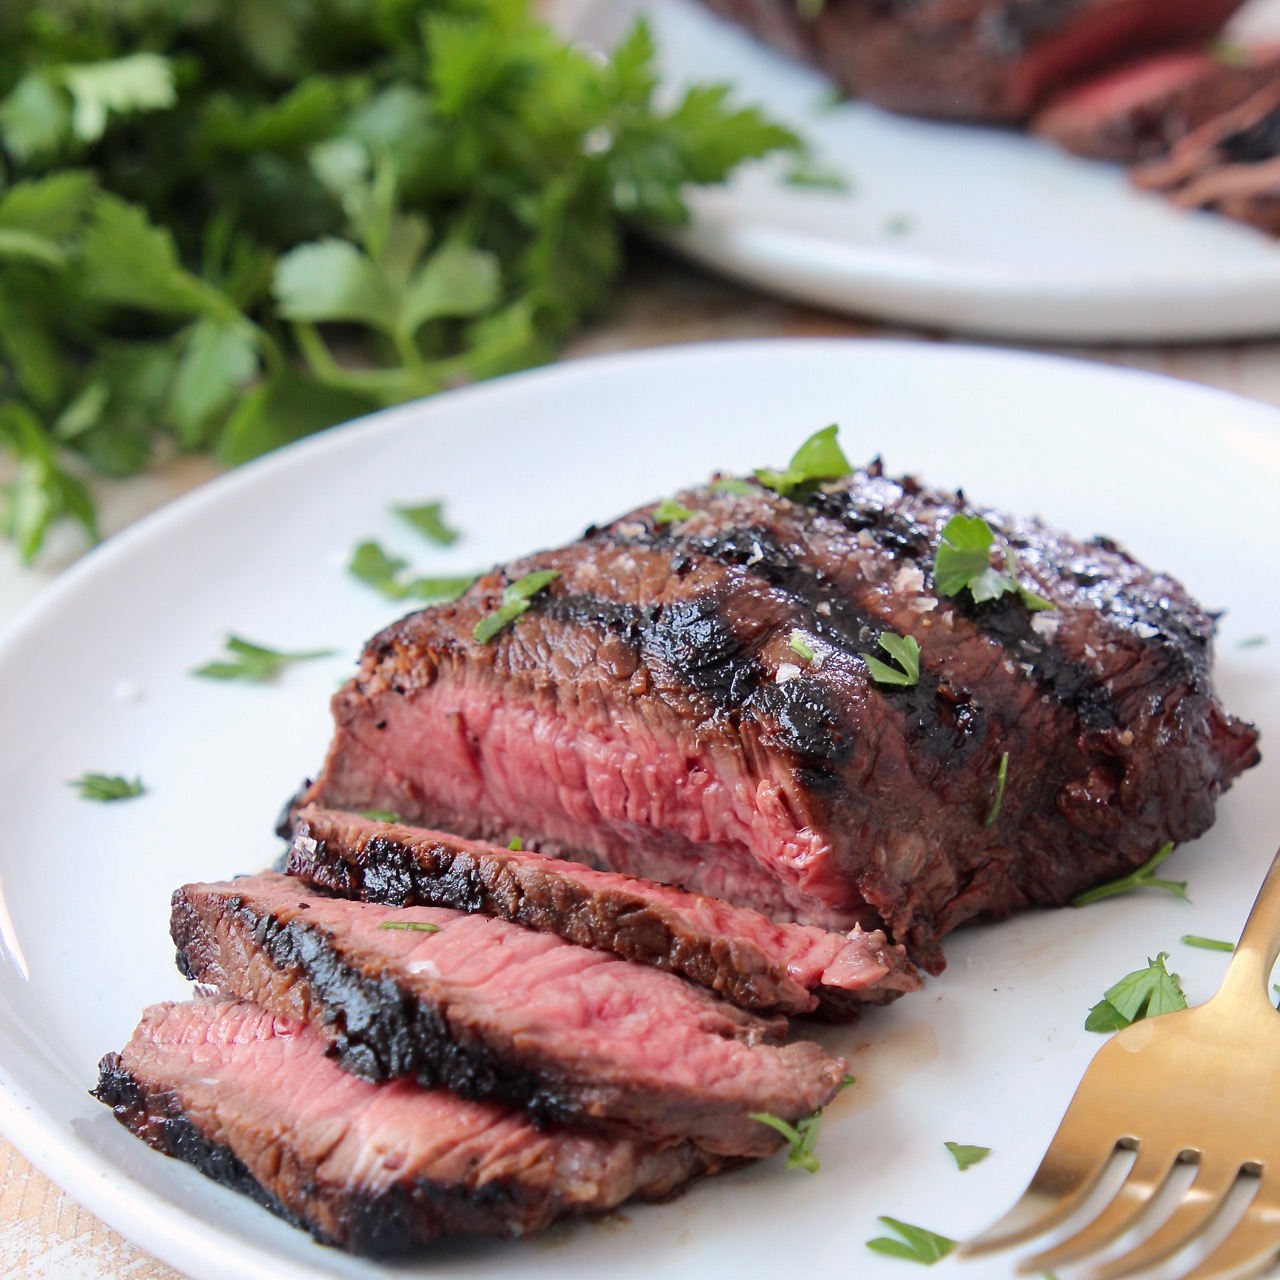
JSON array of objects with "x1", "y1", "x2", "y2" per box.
[
  {"x1": 693, "y1": 0, "x2": 1247, "y2": 123},
  {"x1": 299, "y1": 463, "x2": 1258, "y2": 972},
  {"x1": 172, "y1": 874, "x2": 848, "y2": 1156},
  {"x1": 93, "y1": 1053, "x2": 325, "y2": 1243},
  {"x1": 286, "y1": 808, "x2": 921, "y2": 1018},
  {"x1": 95, "y1": 1001, "x2": 723, "y2": 1255}
]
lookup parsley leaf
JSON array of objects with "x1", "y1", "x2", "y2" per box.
[
  {"x1": 863, "y1": 632, "x2": 920, "y2": 687},
  {"x1": 62, "y1": 55, "x2": 176, "y2": 144},
  {"x1": 985, "y1": 751, "x2": 1010, "y2": 827},
  {"x1": 934, "y1": 514, "x2": 1055, "y2": 611},
  {"x1": 756, "y1": 424, "x2": 852, "y2": 497},
  {"x1": 866, "y1": 1217, "x2": 955, "y2": 1265},
  {"x1": 67, "y1": 773, "x2": 144, "y2": 802},
  {"x1": 394, "y1": 500, "x2": 459, "y2": 547},
  {"x1": 711, "y1": 477, "x2": 757, "y2": 497},
  {"x1": 653, "y1": 496, "x2": 696, "y2": 525},
  {"x1": 361, "y1": 809, "x2": 403, "y2": 824},
  {"x1": 192, "y1": 635, "x2": 336, "y2": 683},
  {"x1": 1182, "y1": 935, "x2": 1234, "y2": 952},
  {"x1": 789, "y1": 630, "x2": 816, "y2": 663},
  {"x1": 348, "y1": 539, "x2": 473, "y2": 603},
  {"x1": 944, "y1": 1142, "x2": 991, "y2": 1172},
  {"x1": 378, "y1": 920, "x2": 440, "y2": 934},
  {"x1": 508, "y1": 837, "x2": 524, "y2": 851},
  {"x1": 750, "y1": 1109, "x2": 825, "y2": 1173},
  {"x1": 1072, "y1": 843, "x2": 1187, "y2": 908},
  {"x1": 473, "y1": 570, "x2": 560, "y2": 644},
  {"x1": 1085, "y1": 953, "x2": 1187, "y2": 1032}
]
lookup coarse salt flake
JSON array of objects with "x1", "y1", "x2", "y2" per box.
[{"x1": 775, "y1": 663, "x2": 802, "y2": 684}]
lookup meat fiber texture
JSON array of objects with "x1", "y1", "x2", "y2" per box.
[
  {"x1": 171, "y1": 873, "x2": 848, "y2": 1156},
  {"x1": 286, "y1": 807, "x2": 921, "y2": 1018},
  {"x1": 299, "y1": 462, "x2": 1259, "y2": 975},
  {"x1": 1034, "y1": 48, "x2": 1280, "y2": 163},
  {"x1": 693, "y1": 0, "x2": 1247, "y2": 122},
  {"x1": 94, "y1": 1000, "x2": 722, "y2": 1255}
]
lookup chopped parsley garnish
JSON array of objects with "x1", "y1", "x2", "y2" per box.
[
  {"x1": 192, "y1": 635, "x2": 336, "y2": 683},
  {"x1": 394, "y1": 500, "x2": 459, "y2": 547},
  {"x1": 1085, "y1": 952, "x2": 1187, "y2": 1032},
  {"x1": 789, "y1": 630, "x2": 816, "y2": 663},
  {"x1": 348, "y1": 539, "x2": 473, "y2": 603},
  {"x1": 361, "y1": 809, "x2": 402, "y2": 824},
  {"x1": 984, "y1": 751, "x2": 1009, "y2": 827},
  {"x1": 934, "y1": 514, "x2": 1054, "y2": 611},
  {"x1": 755, "y1": 424, "x2": 852, "y2": 498},
  {"x1": 473, "y1": 570, "x2": 560, "y2": 644},
  {"x1": 711, "y1": 477, "x2": 757, "y2": 497},
  {"x1": 750, "y1": 1109, "x2": 825, "y2": 1174},
  {"x1": 508, "y1": 837, "x2": 523, "y2": 851},
  {"x1": 1182, "y1": 935, "x2": 1234, "y2": 952},
  {"x1": 1238, "y1": 635, "x2": 1268, "y2": 649},
  {"x1": 1072, "y1": 843, "x2": 1186, "y2": 907},
  {"x1": 653, "y1": 497, "x2": 696, "y2": 526},
  {"x1": 944, "y1": 1142, "x2": 991, "y2": 1172},
  {"x1": 782, "y1": 158, "x2": 849, "y2": 192},
  {"x1": 866, "y1": 1217, "x2": 955, "y2": 1265},
  {"x1": 378, "y1": 920, "x2": 440, "y2": 934},
  {"x1": 68, "y1": 773, "x2": 145, "y2": 802},
  {"x1": 863, "y1": 632, "x2": 920, "y2": 687}
]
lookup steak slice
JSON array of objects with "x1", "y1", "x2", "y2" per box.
[
  {"x1": 1133, "y1": 80, "x2": 1280, "y2": 235},
  {"x1": 171, "y1": 873, "x2": 848, "y2": 1156},
  {"x1": 694, "y1": 0, "x2": 1247, "y2": 123},
  {"x1": 286, "y1": 807, "x2": 921, "y2": 1018},
  {"x1": 1034, "y1": 47, "x2": 1280, "y2": 163},
  {"x1": 94, "y1": 1000, "x2": 720, "y2": 1254},
  {"x1": 297, "y1": 461, "x2": 1258, "y2": 973}
]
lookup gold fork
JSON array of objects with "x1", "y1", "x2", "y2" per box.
[{"x1": 959, "y1": 847, "x2": 1280, "y2": 1280}]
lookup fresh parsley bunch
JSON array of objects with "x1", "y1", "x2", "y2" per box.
[{"x1": 0, "y1": 0, "x2": 798, "y2": 559}]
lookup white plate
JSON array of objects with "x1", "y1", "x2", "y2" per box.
[
  {"x1": 558, "y1": 0, "x2": 1280, "y2": 341},
  {"x1": 2, "y1": 340, "x2": 1279, "y2": 1280}
]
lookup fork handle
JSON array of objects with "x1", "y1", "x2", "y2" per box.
[{"x1": 1216, "y1": 845, "x2": 1280, "y2": 1007}]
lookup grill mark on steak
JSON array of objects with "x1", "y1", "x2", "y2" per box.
[
  {"x1": 172, "y1": 873, "x2": 848, "y2": 1155},
  {"x1": 95, "y1": 1000, "x2": 721, "y2": 1254},
  {"x1": 287, "y1": 808, "x2": 921, "y2": 1017}
]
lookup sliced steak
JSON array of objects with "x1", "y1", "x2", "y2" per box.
[
  {"x1": 94, "y1": 1000, "x2": 720, "y2": 1254},
  {"x1": 1034, "y1": 47, "x2": 1280, "y2": 163},
  {"x1": 286, "y1": 807, "x2": 921, "y2": 1018},
  {"x1": 1133, "y1": 79, "x2": 1280, "y2": 235},
  {"x1": 695, "y1": 0, "x2": 1247, "y2": 122},
  {"x1": 172, "y1": 873, "x2": 848, "y2": 1156},
  {"x1": 297, "y1": 462, "x2": 1258, "y2": 973}
]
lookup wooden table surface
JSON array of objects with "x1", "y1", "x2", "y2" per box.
[{"x1": 4, "y1": 249, "x2": 1280, "y2": 1279}]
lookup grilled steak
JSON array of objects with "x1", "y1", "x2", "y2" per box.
[
  {"x1": 297, "y1": 461, "x2": 1258, "y2": 973},
  {"x1": 171, "y1": 873, "x2": 847, "y2": 1156},
  {"x1": 1133, "y1": 80, "x2": 1280, "y2": 235},
  {"x1": 94, "y1": 1000, "x2": 722, "y2": 1255},
  {"x1": 694, "y1": 0, "x2": 1247, "y2": 122},
  {"x1": 286, "y1": 808, "x2": 921, "y2": 1018},
  {"x1": 1034, "y1": 48, "x2": 1280, "y2": 163}
]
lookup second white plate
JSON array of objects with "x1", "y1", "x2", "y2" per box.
[{"x1": 561, "y1": 0, "x2": 1280, "y2": 341}]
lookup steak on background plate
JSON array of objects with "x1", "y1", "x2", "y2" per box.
[
  {"x1": 297, "y1": 460, "x2": 1259, "y2": 974},
  {"x1": 691, "y1": 0, "x2": 1247, "y2": 122},
  {"x1": 171, "y1": 873, "x2": 849, "y2": 1156},
  {"x1": 94, "y1": 1000, "x2": 722, "y2": 1255},
  {"x1": 286, "y1": 807, "x2": 921, "y2": 1018}
]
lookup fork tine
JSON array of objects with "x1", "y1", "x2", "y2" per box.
[
  {"x1": 1178, "y1": 1176, "x2": 1280, "y2": 1280},
  {"x1": 961, "y1": 1106, "x2": 1118, "y2": 1257},
  {"x1": 1087, "y1": 1155, "x2": 1242, "y2": 1280},
  {"x1": 1016, "y1": 1140, "x2": 1180, "y2": 1275}
]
